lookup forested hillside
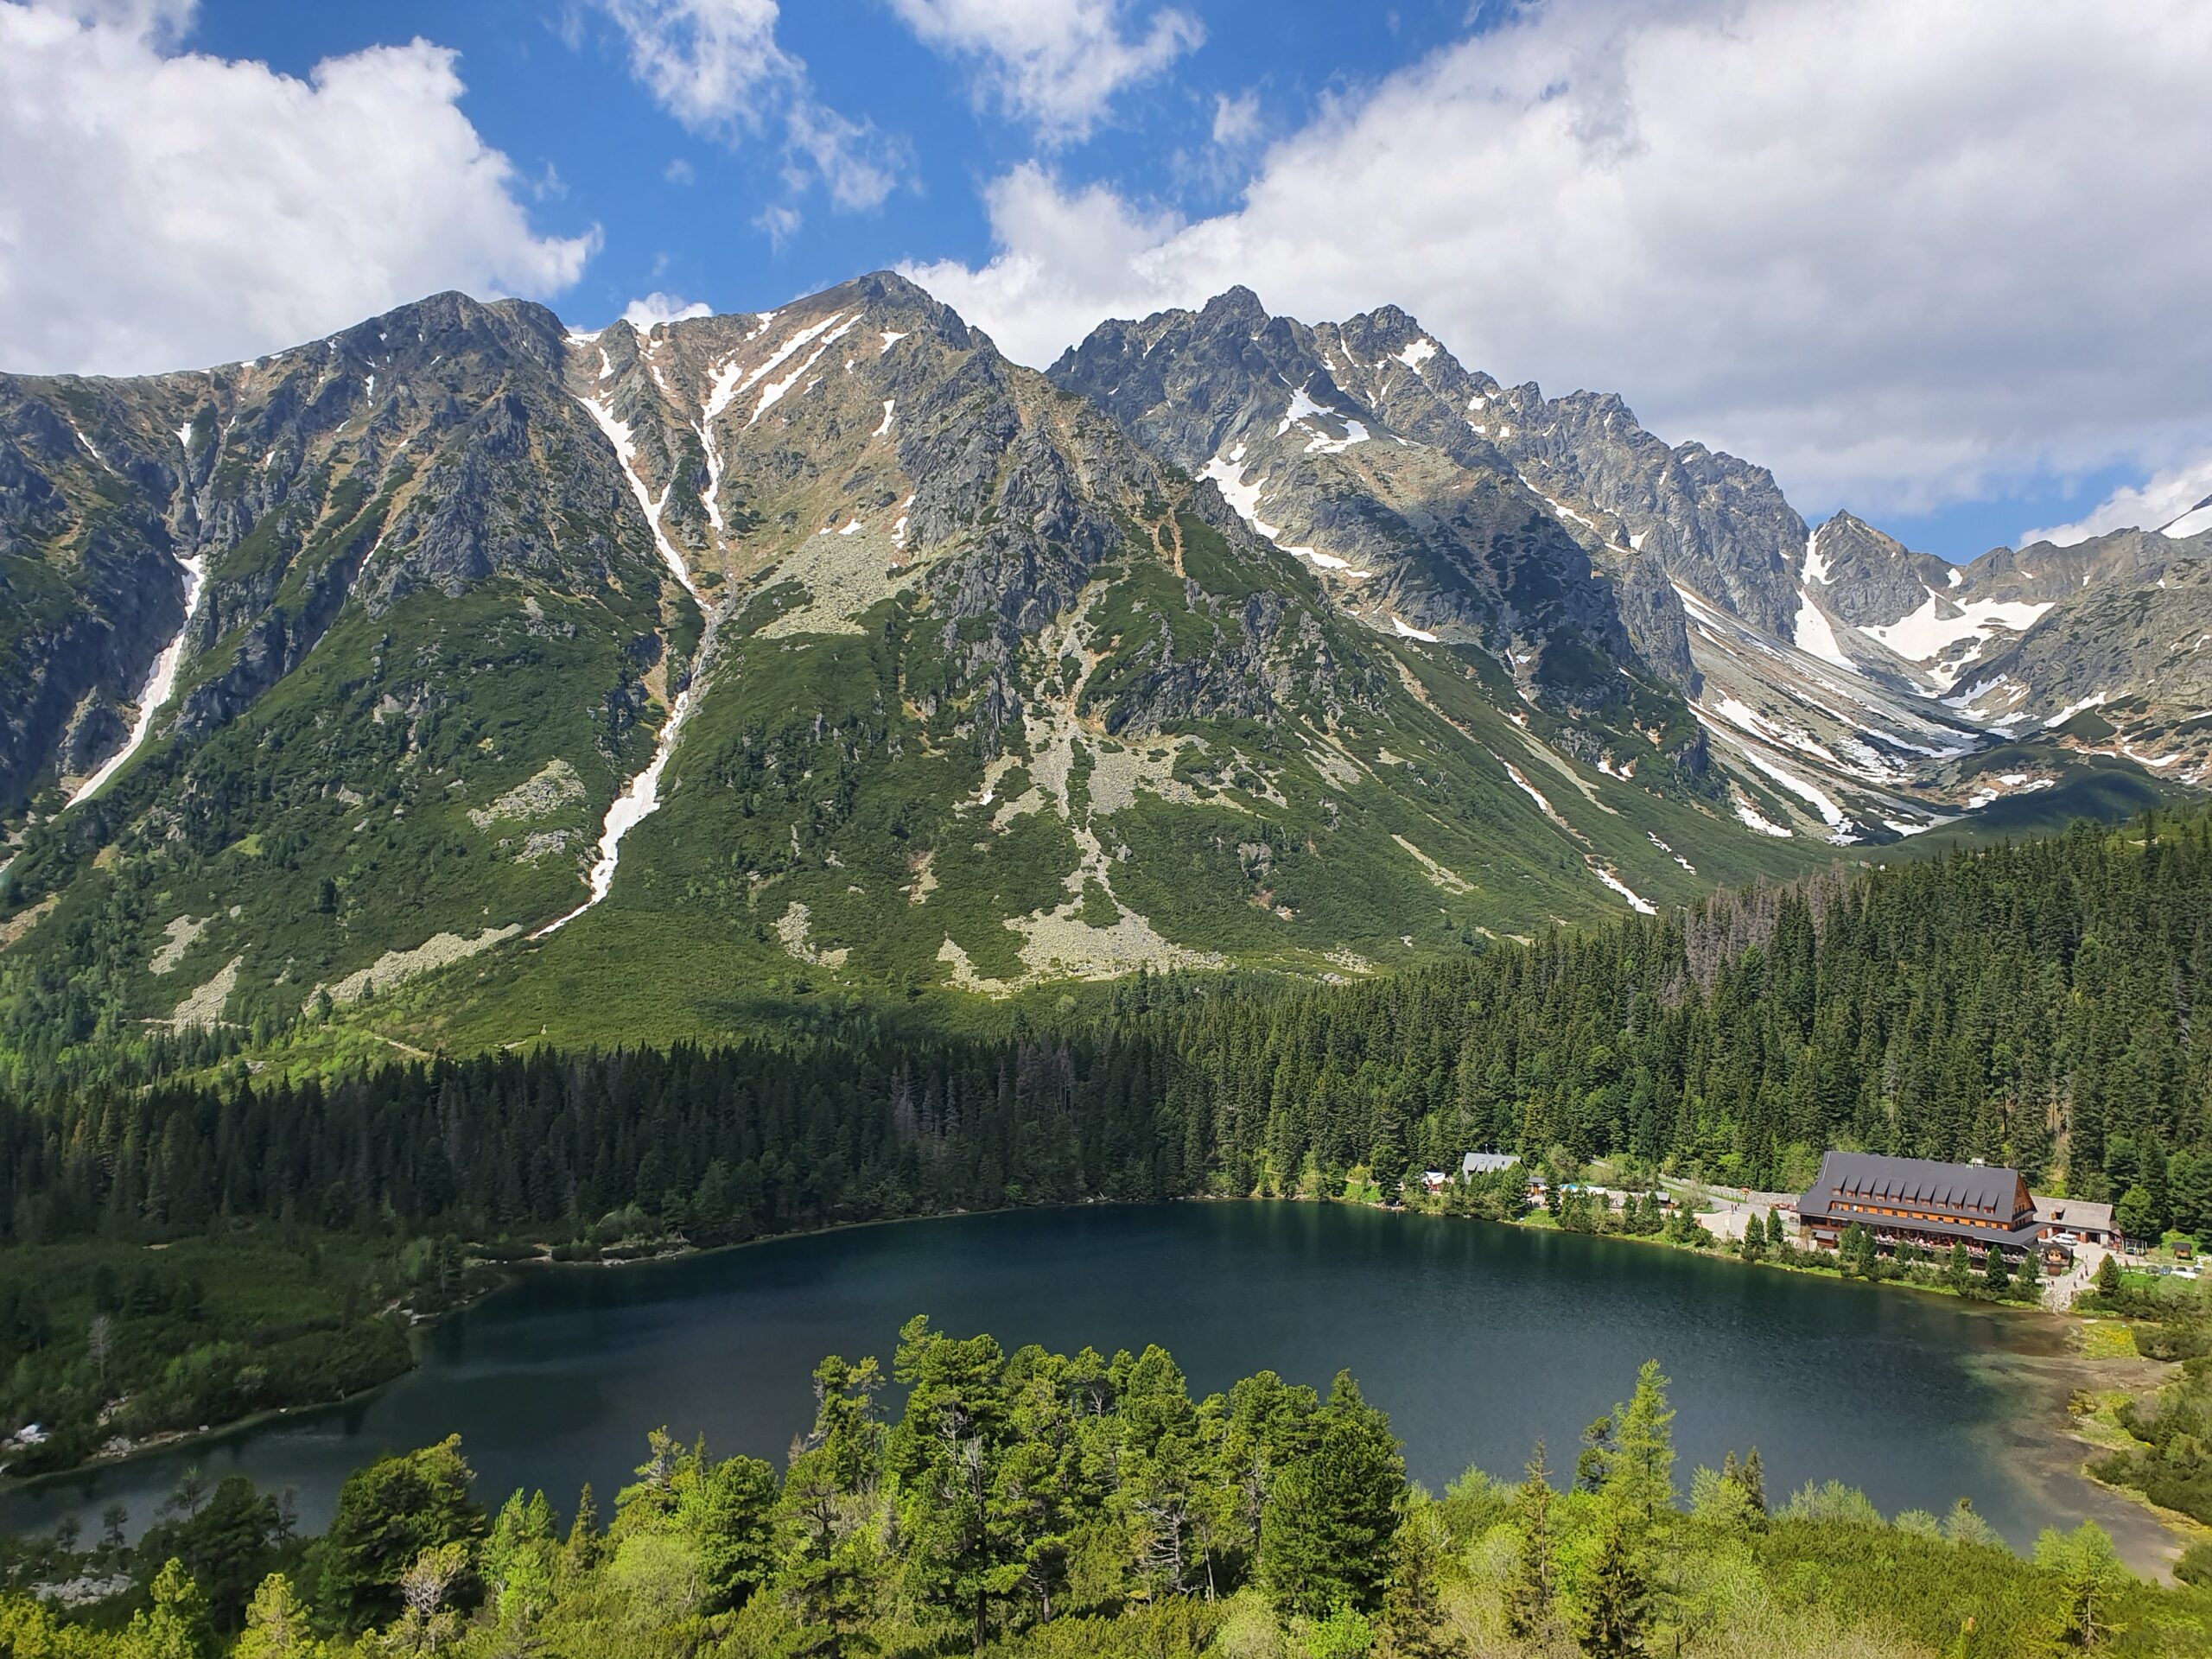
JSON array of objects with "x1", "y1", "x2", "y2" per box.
[{"x1": 5, "y1": 807, "x2": 2210, "y2": 1252}]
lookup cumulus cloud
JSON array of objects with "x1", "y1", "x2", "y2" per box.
[
  {"x1": 0, "y1": 0, "x2": 597, "y2": 378},
  {"x1": 886, "y1": 0, "x2": 1202, "y2": 142},
  {"x1": 906, "y1": 0, "x2": 2212, "y2": 518},
  {"x1": 906, "y1": 164, "x2": 1183, "y2": 363},
  {"x1": 620, "y1": 291, "x2": 714, "y2": 329},
  {"x1": 595, "y1": 0, "x2": 904, "y2": 209},
  {"x1": 2024, "y1": 455, "x2": 2212, "y2": 547}
]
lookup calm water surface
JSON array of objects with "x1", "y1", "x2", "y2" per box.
[{"x1": 1, "y1": 1204, "x2": 2082, "y2": 1545}]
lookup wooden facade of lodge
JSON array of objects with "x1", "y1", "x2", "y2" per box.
[{"x1": 1796, "y1": 1151, "x2": 2044, "y2": 1260}]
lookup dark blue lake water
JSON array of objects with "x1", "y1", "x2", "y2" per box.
[{"x1": 0, "y1": 1203, "x2": 2117, "y2": 1552}]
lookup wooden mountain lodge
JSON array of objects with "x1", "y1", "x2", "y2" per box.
[{"x1": 1796, "y1": 1152, "x2": 2043, "y2": 1260}]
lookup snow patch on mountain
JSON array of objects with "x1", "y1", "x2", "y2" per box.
[
  {"x1": 531, "y1": 683, "x2": 696, "y2": 939},
  {"x1": 2164, "y1": 499, "x2": 2212, "y2": 540},
  {"x1": 1279, "y1": 381, "x2": 1333, "y2": 432},
  {"x1": 2043, "y1": 693, "x2": 2108, "y2": 728},
  {"x1": 1792, "y1": 597, "x2": 1854, "y2": 670},
  {"x1": 1592, "y1": 865, "x2": 1657, "y2": 914},
  {"x1": 1732, "y1": 795, "x2": 1794, "y2": 837},
  {"x1": 752, "y1": 316, "x2": 858, "y2": 427},
  {"x1": 1859, "y1": 589, "x2": 2053, "y2": 683},
  {"x1": 66, "y1": 551, "x2": 208, "y2": 808},
  {"x1": 1200, "y1": 453, "x2": 1286, "y2": 543},
  {"x1": 576, "y1": 394, "x2": 701, "y2": 601},
  {"x1": 1800, "y1": 525, "x2": 1834, "y2": 588}
]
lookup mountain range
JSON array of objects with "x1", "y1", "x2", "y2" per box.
[{"x1": 1, "y1": 271, "x2": 2204, "y2": 1059}]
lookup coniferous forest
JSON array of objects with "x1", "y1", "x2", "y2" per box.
[
  {"x1": 7, "y1": 812, "x2": 2212, "y2": 1653},
  {"x1": 7, "y1": 809, "x2": 2212, "y2": 1255},
  {"x1": 3, "y1": 1332, "x2": 2209, "y2": 1659}
]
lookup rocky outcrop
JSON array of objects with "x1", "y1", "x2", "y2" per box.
[
  {"x1": 1808, "y1": 512, "x2": 1957, "y2": 629},
  {"x1": 0, "y1": 290, "x2": 684, "y2": 809},
  {"x1": 1048, "y1": 289, "x2": 1681, "y2": 721}
]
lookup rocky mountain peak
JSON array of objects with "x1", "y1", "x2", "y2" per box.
[
  {"x1": 2, "y1": 270, "x2": 2203, "y2": 1047},
  {"x1": 1051, "y1": 289, "x2": 1696, "y2": 734}
]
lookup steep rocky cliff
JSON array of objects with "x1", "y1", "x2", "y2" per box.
[{"x1": 0, "y1": 274, "x2": 2189, "y2": 1057}]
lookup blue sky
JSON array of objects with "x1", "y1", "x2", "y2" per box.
[
  {"x1": 179, "y1": 1, "x2": 1484, "y2": 325},
  {"x1": 3, "y1": 0, "x2": 2209, "y2": 561}
]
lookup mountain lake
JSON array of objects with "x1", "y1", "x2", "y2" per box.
[{"x1": 0, "y1": 1202, "x2": 2159, "y2": 1562}]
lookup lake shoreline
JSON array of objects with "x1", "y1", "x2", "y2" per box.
[
  {"x1": 0, "y1": 1200, "x2": 1052, "y2": 1498},
  {"x1": 3, "y1": 1196, "x2": 2187, "y2": 1579},
  {"x1": 0, "y1": 1192, "x2": 2083, "y2": 1491}
]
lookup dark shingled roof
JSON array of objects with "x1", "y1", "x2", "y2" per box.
[
  {"x1": 1810, "y1": 1152, "x2": 2024, "y2": 1216},
  {"x1": 1797, "y1": 1152, "x2": 2040, "y2": 1249}
]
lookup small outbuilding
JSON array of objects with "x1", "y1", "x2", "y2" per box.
[{"x1": 2032, "y1": 1196, "x2": 2119, "y2": 1249}]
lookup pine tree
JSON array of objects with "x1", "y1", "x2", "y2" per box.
[
  {"x1": 1261, "y1": 1372, "x2": 1407, "y2": 1618},
  {"x1": 128, "y1": 1560, "x2": 213, "y2": 1659},
  {"x1": 232, "y1": 1574, "x2": 322, "y2": 1659},
  {"x1": 1576, "y1": 1415, "x2": 1616, "y2": 1494},
  {"x1": 1840, "y1": 1223, "x2": 1868, "y2": 1275},
  {"x1": 1739, "y1": 1447, "x2": 1766, "y2": 1518},
  {"x1": 1503, "y1": 1441, "x2": 1557, "y2": 1644},
  {"x1": 776, "y1": 1356, "x2": 887, "y2": 1657},
  {"x1": 886, "y1": 1319, "x2": 1021, "y2": 1649},
  {"x1": 1573, "y1": 1509, "x2": 1651, "y2": 1657}
]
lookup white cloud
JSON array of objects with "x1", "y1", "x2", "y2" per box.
[
  {"x1": 0, "y1": 0, "x2": 596, "y2": 378},
  {"x1": 620, "y1": 291, "x2": 714, "y2": 329},
  {"x1": 907, "y1": 0, "x2": 2212, "y2": 517},
  {"x1": 754, "y1": 203, "x2": 802, "y2": 250},
  {"x1": 595, "y1": 0, "x2": 903, "y2": 209},
  {"x1": 1210, "y1": 89, "x2": 1260, "y2": 149},
  {"x1": 905, "y1": 163, "x2": 1183, "y2": 362},
  {"x1": 886, "y1": 0, "x2": 1202, "y2": 142},
  {"x1": 2024, "y1": 455, "x2": 2212, "y2": 547}
]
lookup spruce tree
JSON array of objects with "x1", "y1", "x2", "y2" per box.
[
  {"x1": 1739, "y1": 1447, "x2": 1767, "y2": 1519},
  {"x1": 563, "y1": 1485, "x2": 599, "y2": 1573},
  {"x1": 1576, "y1": 1414, "x2": 1617, "y2": 1493},
  {"x1": 1260, "y1": 1372, "x2": 1406, "y2": 1618},
  {"x1": 1948, "y1": 1242, "x2": 1973, "y2": 1294},
  {"x1": 1376, "y1": 1511, "x2": 1452, "y2": 1659},
  {"x1": 1503, "y1": 1442, "x2": 1557, "y2": 1644},
  {"x1": 2095, "y1": 1252, "x2": 2122, "y2": 1299},
  {"x1": 1573, "y1": 1508, "x2": 1652, "y2": 1657}
]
